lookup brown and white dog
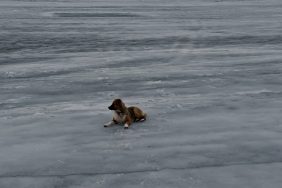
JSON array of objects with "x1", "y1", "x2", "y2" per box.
[{"x1": 104, "y1": 99, "x2": 147, "y2": 129}]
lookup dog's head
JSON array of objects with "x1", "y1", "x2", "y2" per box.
[{"x1": 108, "y1": 99, "x2": 126, "y2": 112}]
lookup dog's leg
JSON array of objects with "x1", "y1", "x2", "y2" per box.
[
  {"x1": 123, "y1": 116, "x2": 132, "y2": 129},
  {"x1": 104, "y1": 120, "x2": 115, "y2": 127}
]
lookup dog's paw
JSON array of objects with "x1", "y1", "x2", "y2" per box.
[
  {"x1": 139, "y1": 118, "x2": 146, "y2": 122},
  {"x1": 104, "y1": 121, "x2": 114, "y2": 127},
  {"x1": 124, "y1": 124, "x2": 129, "y2": 129}
]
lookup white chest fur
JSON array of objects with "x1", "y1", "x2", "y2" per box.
[{"x1": 113, "y1": 111, "x2": 124, "y2": 123}]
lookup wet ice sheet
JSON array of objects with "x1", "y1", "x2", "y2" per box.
[{"x1": 1, "y1": 0, "x2": 282, "y2": 187}]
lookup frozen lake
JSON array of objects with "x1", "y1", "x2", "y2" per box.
[{"x1": 1, "y1": 0, "x2": 282, "y2": 187}]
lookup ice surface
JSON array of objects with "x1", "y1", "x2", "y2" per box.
[{"x1": 1, "y1": 0, "x2": 282, "y2": 187}]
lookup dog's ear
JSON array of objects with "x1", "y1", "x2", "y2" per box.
[
  {"x1": 115, "y1": 99, "x2": 126, "y2": 111},
  {"x1": 115, "y1": 99, "x2": 122, "y2": 103},
  {"x1": 120, "y1": 100, "x2": 126, "y2": 109}
]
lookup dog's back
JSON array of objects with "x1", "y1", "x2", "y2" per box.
[{"x1": 128, "y1": 106, "x2": 147, "y2": 122}]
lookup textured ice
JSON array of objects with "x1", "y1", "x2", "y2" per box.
[{"x1": 1, "y1": 0, "x2": 282, "y2": 187}]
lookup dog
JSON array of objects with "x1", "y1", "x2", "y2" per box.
[{"x1": 104, "y1": 99, "x2": 147, "y2": 129}]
